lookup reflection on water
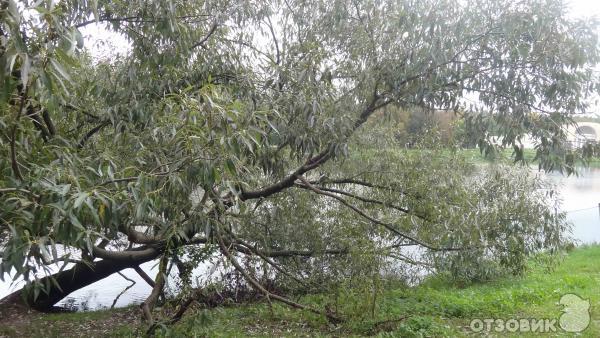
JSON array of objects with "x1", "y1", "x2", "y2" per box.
[
  {"x1": 0, "y1": 262, "x2": 157, "y2": 311},
  {"x1": 1, "y1": 167, "x2": 599, "y2": 310},
  {"x1": 55, "y1": 264, "x2": 156, "y2": 310}
]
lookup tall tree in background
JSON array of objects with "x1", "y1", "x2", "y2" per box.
[{"x1": 0, "y1": 0, "x2": 598, "y2": 326}]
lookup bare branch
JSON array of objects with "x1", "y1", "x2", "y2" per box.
[{"x1": 166, "y1": 289, "x2": 202, "y2": 325}]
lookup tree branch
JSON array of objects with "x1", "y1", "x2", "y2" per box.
[
  {"x1": 240, "y1": 92, "x2": 388, "y2": 201},
  {"x1": 265, "y1": 16, "x2": 280, "y2": 64},
  {"x1": 215, "y1": 228, "x2": 342, "y2": 323},
  {"x1": 77, "y1": 120, "x2": 110, "y2": 149},
  {"x1": 111, "y1": 272, "x2": 136, "y2": 309},
  {"x1": 41, "y1": 110, "x2": 56, "y2": 136},
  {"x1": 0, "y1": 188, "x2": 38, "y2": 198},
  {"x1": 297, "y1": 176, "x2": 462, "y2": 252},
  {"x1": 223, "y1": 227, "x2": 309, "y2": 287},
  {"x1": 191, "y1": 22, "x2": 218, "y2": 49},
  {"x1": 92, "y1": 245, "x2": 161, "y2": 262},
  {"x1": 75, "y1": 14, "x2": 211, "y2": 29},
  {"x1": 26, "y1": 105, "x2": 50, "y2": 142},
  {"x1": 134, "y1": 265, "x2": 156, "y2": 288},
  {"x1": 120, "y1": 225, "x2": 162, "y2": 245},
  {"x1": 295, "y1": 183, "x2": 432, "y2": 222},
  {"x1": 239, "y1": 147, "x2": 332, "y2": 200},
  {"x1": 142, "y1": 255, "x2": 168, "y2": 329}
]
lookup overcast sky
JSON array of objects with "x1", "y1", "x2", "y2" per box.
[
  {"x1": 79, "y1": 0, "x2": 600, "y2": 115},
  {"x1": 83, "y1": 0, "x2": 600, "y2": 56},
  {"x1": 568, "y1": 0, "x2": 600, "y2": 18}
]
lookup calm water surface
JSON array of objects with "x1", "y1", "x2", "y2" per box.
[
  {"x1": 1, "y1": 167, "x2": 599, "y2": 310},
  {"x1": 546, "y1": 167, "x2": 600, "y2": 244}
]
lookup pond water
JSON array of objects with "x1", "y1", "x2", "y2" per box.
[
  {"x1": 1, "y1": 167, "x2": 599, "y2": 310},
  {"x1": 546, "y1": 167, "x2": 600, "y2": 244}
]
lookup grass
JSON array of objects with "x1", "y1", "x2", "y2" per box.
[
  {"x1": 103, "y1": 245, "x2": 599, "y2": 337},
  {"x1": 2, "y1": 247, "x2": 599, "y2": 337}
]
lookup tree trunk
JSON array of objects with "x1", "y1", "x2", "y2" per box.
[{"x1": 0, "y1": 254, "x2": 159, "y2": 311}]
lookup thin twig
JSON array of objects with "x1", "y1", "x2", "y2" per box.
[
  {"x1": 111, "y1": 272, "x2": 136, "y2": 309},
  {"x1": 0, "y1": 188, "x2": 39, "y2": 198}
]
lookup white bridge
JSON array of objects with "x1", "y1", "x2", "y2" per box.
[
  {"x1": 519, "y1": 121, "x2": 600, "y2": 149},
  {"x1": 566, "y1": 122, "x2": 600, "y2": 148}
]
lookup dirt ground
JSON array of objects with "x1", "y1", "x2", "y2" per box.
[{"x1": 0, "y1": 298, "x2": 141, "y2": 338}]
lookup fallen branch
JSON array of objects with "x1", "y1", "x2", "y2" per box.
[
  {"x1": 165, "y1": 288, "x2": 205, "y2": 326},
  {"x1": 223, "y1": 227, "x2": 309, "y2": 288},
  {"x1": 215, "y1": 227, "x2": 343, "y2": 324}
]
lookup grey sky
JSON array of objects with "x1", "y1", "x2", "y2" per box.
[
  {"x1": 82, "y1": 0, "x2": 600, "y2": 57},
  {"x1": 568, "y1": 0, "x2": 600, "y2": 18}
]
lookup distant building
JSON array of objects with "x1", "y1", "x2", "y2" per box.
[
  {"x1": 506, "y1": 122, "x2": 600, "y2": 149},
  {"x1": 566, "y1": 122, "x2": 600, "y2": 148}
]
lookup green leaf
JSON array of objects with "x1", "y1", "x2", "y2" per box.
[
  {"x1": 68, "y1": 212, "x2": 85, "y2": 231},
  {"x1": 73, "y1": 192, "x2": 88, "y2": 209},
  {"x1": 60, "y1": 184, "x2": 71, "y2": 196},
  {"x1": 20, "y1": 53, "x2": 31, "y2": 87},
  {"x1": 50, "y1": 58, "x2": 71, "y2": 82},
  {"x1": 75, "y1": 29, "x2": 84, "y2": 49},
  {"x1": 225, "y1": 159, "x2": 236, "y2": 176}
]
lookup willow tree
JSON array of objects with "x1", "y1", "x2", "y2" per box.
[{"x1": 0, "y1": 0, "x2": 598, "y2": 326}]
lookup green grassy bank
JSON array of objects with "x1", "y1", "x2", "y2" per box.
[{"x1": 3, "y1": 245, "x2": 599, "y2": 337}]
